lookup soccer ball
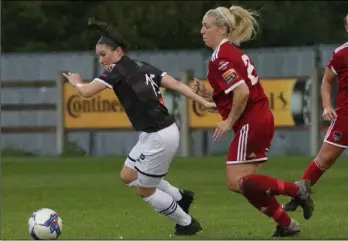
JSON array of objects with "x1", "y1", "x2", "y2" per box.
[{"x1": 28, "y1": 208, "x2": 63, "y2": 240}]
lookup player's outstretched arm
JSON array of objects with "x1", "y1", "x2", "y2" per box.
[
  {"x1": 161, "y1": 74, "x2": 216, "y2": 111},
  {"x1": 63, "y1": 72, "x2": 107, "y2": 98}
]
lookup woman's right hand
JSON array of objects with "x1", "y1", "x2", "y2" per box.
[
  {"x1": 322, "y1": 107, "x2": 337, "y2": 121},
  {"x1": 203, "y1": 101, "x2": 217, "y2": 111}
]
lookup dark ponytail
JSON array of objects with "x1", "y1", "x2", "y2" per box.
[{"x1": 88, "y1": 18, "x2": 128, "y2": 50}]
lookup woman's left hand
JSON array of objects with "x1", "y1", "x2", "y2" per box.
[
  {"x1": 63, "y1": 72, "x2": 83, "y2": 86},
  {"x1": 212, "y1": 119, "x2": 232, "y2": 141}
]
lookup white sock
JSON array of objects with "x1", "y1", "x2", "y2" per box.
[
  {"x1": 144, "y1": 189, "x2": 191, "y2": 226},
  {"x1": 157, "y1": 179, "x2": 183, "y2": 201},
  {"x1": 127, "y1": 179, "x2": 183, "y2": 201}
]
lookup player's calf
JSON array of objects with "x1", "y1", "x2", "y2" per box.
[
  {"x1": 157, "y1": 179, "x2": 185, "y2": 202},
  {"x1": 125, "y1": 177, "x2": 194, "y2": 214},
  {"x1": 142, "y1": 188, "x2": 202, "y2": 234},
  {"x1": 136, "y1": 171, "x2": 202, "y2": 234}
]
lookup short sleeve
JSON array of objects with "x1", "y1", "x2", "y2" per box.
[
  {"x1": 327, "y1": 52, "x2": 340, "y2": 75},
  {"x1": 141, "y1": 61, "x2": 167, "y2": 86},
  {"x1": 94, "y1": 67, "x2": 120, "y2": 89},
  {"x1": 215, "y1": 58, "x2": 245, "y2": 94}
]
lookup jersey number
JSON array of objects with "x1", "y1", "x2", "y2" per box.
[
  {"x1": 145, "y1": 73, "x2": 164, "y2": 104},
  {"x1": 242, "y1": 54, "x2": 259, "y2": 85}
]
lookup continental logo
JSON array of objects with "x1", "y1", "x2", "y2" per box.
[{"x1": 66, "y1": 94, "x2": 124, "y2": 118}]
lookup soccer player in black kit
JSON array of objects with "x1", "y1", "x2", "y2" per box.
[{"x1": 63, "y1": 19, "x2": 216, "y2": 236}]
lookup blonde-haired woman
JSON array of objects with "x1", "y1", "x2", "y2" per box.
[{"x1": 193, "y1": 6, "x2": 314, "y2": 237}]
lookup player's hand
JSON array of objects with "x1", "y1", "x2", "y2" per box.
[
  {"x1": 322, "y1": 107, "x2": 337, "y2": 121},
  {"x1": 62, "y1": 72, "x2": 83, "y2": 86},
  {"x1": 213, "y1": 119, "x2": 232, "y2": 141},
  {"x1": 192, "y1": 78, "x2": 205, "y2": 95},
  {"x1": 203, "y1": 101, "x2": 217, "y2": 111}
]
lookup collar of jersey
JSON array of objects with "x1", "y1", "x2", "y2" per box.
[{"x1": 211, "y1": 38, "x2": 229, "y2": 59}]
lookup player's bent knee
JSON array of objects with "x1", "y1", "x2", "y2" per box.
[
  {"x1": 120, "y1": 172, "x2": 134, "y2": 184},
  {"x1": 120, "y1": 165, "x2": 137, "y2": 184},
  {"x1": 227, "y1": 172, "x2": 250, "y2": 193},
  {"x1": 226, "y1": 179, "x2": 240, "y2": 193},
  {"x1": 226, "y1": 163, "x2": 260, "y2": 193},
  {"x1": 316, "y1": 143, "x2": 344, "y2": 169}
]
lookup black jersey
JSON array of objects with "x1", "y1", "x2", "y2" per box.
[{"x1": 94, "y1": 55, "x2": 175, "y2": 132}]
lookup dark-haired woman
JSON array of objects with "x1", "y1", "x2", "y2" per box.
[{"x1": 63, "y1": 19, "x2": 216, "y2": 235}]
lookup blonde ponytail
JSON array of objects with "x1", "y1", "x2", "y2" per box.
[
  {"x1": 227, "y1": 6, "x2": 259, "y2": 45},
  {"x1": 205, "y1": 5, "x2": 259, "y2": 46}
]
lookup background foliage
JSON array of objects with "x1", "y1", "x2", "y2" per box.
[{"x1": 2, "y1": 0, "x2": 348, "y2": 52}]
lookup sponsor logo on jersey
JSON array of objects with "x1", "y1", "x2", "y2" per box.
[
  {"x1": 218, "y1": 61, "x2": 228, "y2": 70},
  {"x1": 222, "y1": 68, "x2": 238, "y2": 83}
]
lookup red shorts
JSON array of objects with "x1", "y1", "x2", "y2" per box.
[
  {"x1": 324, "y1": 115, "x2": 348, "y2": 149},
  {"x1": 227, "y1": 111, "x2": 275, "y2": 164}
]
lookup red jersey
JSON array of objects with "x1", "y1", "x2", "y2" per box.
[
  {"x1": 327, "y1": 42, "x2": 348, "y2": 114},
  {"x1": 207, "y1": 39, "x2": 269, "y2": 129}
]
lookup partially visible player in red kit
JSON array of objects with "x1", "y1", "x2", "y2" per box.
[
  {"x1": 283, "y1": 14, "x2": 348, "y2": 215},
  {"x1": 192, "y1": 5, "x2": 314, "y2": 237}
]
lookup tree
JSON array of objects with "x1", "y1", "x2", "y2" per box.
[{"x1": 2, "y1": 1, "x2": 346, "y2": 52}]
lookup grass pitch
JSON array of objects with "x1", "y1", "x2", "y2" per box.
[{"x1": 2, "y1": 155, "x2": 348, "y2": 239}]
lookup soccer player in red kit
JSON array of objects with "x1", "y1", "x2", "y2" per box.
[
  {"x1": 192, "y1": 5, "x2": 314, "y2": 237},
  {"x1": 283, "y1": 14, "x2": 348, "y2": 215}
]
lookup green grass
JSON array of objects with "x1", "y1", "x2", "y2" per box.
[{"x1": 2, "y1": 155, "x2": 348, "y2": 239}]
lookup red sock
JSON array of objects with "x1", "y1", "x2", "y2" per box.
[
  {"x1": 241, "y1": 174, "x2": 299, "y2": 198},
  {"x1": 240, "y1": 179, "x2": 291, "y2": 227},
  {"x1": 301, "y1": 160, "x2": 326, "y2": 186},
  {"x1": 264, "y1": 196, "x2": 292, "y2": 227}
]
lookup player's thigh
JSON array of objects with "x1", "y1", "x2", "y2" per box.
[
  {"x1": 321, "y1": 117, "x2": 347, "y2": 168},
  {"x1": 227, "y1": 120, "x2": 274, "y2": 164},
  {"x1": 136, "y1": 123, "x2": 180, "y2": 188},
  {"x1": 124, "y1": 140, "x2": 142, "y2": 169},
  {"x1": 120, "y1": 140, "x2": 141, "y2": 183}
]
